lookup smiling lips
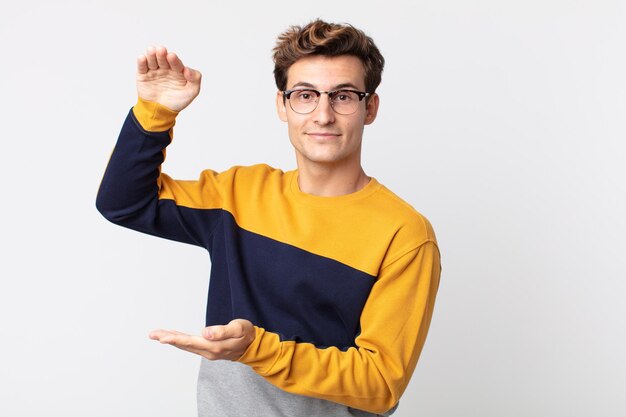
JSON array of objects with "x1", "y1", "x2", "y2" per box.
[{"x1": 306, "y1": 132, "x2": 341, "y2": 139}]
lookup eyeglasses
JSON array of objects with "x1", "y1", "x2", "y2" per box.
[{"x1": 282, "y1": 89, "x2": 371, "y2": 115}]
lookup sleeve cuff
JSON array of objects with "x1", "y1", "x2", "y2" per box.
[
  {"x1": 236, "y1": 326, "x2": 282, "y2": 374},
  {"x1": 132, "y1": 97, "x2": 179, "y2": 132}
]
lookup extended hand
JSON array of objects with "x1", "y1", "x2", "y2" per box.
[
  {"x1": 136, "y1": 46, "x2": 202, "y2": 112},
  {"x1": 149, "y1": 319, "x2": 255, "y2": 361}
]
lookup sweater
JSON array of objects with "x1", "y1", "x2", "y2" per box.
[{"x1": 96, "y1": 98, "x2": 441, "y2": 416}]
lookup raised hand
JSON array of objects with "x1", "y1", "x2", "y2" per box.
[{"x1": 136, "y1": 46, "x2": 202, "y2": 112}]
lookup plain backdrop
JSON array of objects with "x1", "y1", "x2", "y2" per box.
[{"x1": 1, "y1": 1, "x2": 624, "y2": 416}]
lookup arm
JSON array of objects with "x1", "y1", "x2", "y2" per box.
[
  {"x1": 96, "y1": 47, "x2": 216, "y2": 246},
  {"x1": 236, "y1": 240, "x2": 441, "y2": 414},
  {"x1": 152, "y1": 239, "x2": 441, "y2": 413}
]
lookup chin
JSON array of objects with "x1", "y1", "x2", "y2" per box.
[{"x1": 305, "y1": 154, "x2": 349, "y2": 165}]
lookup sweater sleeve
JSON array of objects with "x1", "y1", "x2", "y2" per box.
[
  {"x1": 96, "y1": 99, "x2": 223, "y2": 248},
  {"x1": 237, "y1": 240, "x2": 441, "y2": 414}
]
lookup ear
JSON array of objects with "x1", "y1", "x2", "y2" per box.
[
  {"x1": 364, "y1": 93, "x2": 380, "y2": 125},
  {"x1": 276, "y1": 91, "x2": 288, "y2": 122}
]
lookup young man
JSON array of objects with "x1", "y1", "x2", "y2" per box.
[{"x1": 97, "y1": 20, "x2": 441, "y2": 417}]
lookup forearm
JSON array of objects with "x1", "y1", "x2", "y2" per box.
[
  {"x1": 239, "y1": 329, "x2": 398, "y2": 413},
  {"x1": 96, "y1": 101, "x2": 175, "y2": 223}
]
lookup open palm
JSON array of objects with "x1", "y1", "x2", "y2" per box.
[{"x1": 136, "y1": 46, "x2": 201, "y2": 112}]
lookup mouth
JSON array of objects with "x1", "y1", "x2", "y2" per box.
[{"x1": 306, "y1": 132, "x2": 341, "y2": 140}]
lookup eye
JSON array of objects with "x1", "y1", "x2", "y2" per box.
[
  {"x1": 294, "y1": 90, "x2": 316, "y2": 102},
  {"x1": 331, "y1": 91, "x2": 356, "y2": 102}
]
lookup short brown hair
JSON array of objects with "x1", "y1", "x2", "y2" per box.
[{"x1": 273, "y1": 19, "x2": 385, "y2": 93}]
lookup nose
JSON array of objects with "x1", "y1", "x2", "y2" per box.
[{"x1": 312, "y1": 93, "x2": 335, "y2": 125}]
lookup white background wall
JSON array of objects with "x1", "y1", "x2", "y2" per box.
[{"x1": 1, "y1": 1, "x2": 624, "y2": 416}]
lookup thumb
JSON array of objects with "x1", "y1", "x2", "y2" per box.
[
  {"x1": 184, "y1": 66, "x2": 202, "y2": 83},
  {"x1": 202, "y1": 319, "x2": 249, "y2": 341}
]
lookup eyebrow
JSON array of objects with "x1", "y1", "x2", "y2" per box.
[{"x1": 289, "y1": 81, "x2": 363, "y2": 91}]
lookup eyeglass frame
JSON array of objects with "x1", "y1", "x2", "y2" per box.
[{"x1": 282, "y1": 88, "x2": 372, "y2": 115}]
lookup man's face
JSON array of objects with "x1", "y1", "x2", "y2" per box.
[{"x1": 276, "y1": 55, "x2": 379, "y2": 168}]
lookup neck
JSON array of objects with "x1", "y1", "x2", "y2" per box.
[{"x1": 296, "y1": 160, "x2": 370, "y2": 197}]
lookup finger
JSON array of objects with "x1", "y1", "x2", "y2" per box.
[
  {"x1": 148, "y1": 329, "x2": 169, "y2": 340},
  {"x1": 157, "y1": 333, "x2": 209, "y2": 351},
  {"x1": 167, "y1": 52, "x2": 184, "y2": 73},
  {"x1": 148, "y1": 329, "x2": 187, "y2": 341},
  {"x1": 168, "y1": 336, "x2": 241, "y2": 359},
  {"x1": 159, "y1": 334, "x2": 187, "y2": 346},
  {"x1": 146, "y1": 46, "x2": 158, "y2": 70},
  {"x1": 157, "y1": 332, "x2": 192, "y2": 345},
  {"x1": 166, "y1": 339, "x2": 217, "y2": 358},
  {"x1": 183, "y1": 66, "x2": 202, "y2": 84},
  {"x1": 203, "y1": 325, "x2": 229, "y2": 341},
  {"x1": 203, "y1": 320, "x2": 244, "y2": 341},
  {"x1": 155, "y1": 46, "x2": 170, "y2": 70},
  {"x1": 137, "y1": 55, "x2": 149, "y2": 74}
]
